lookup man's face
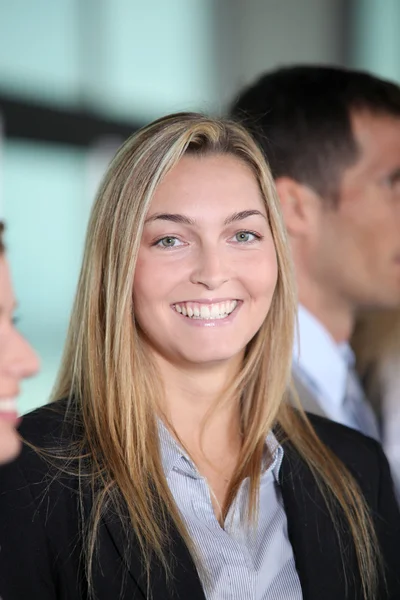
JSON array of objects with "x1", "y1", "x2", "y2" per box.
[{"x1": 311, "y1": 111, "x2": 400, "y2": 311}]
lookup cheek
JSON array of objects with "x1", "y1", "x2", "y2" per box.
[
  {"x1": 315, "y1": 212, "x2": 360, "y2": 260},
  {"x1": 0, "y1": 329, "x2": 16, "y2": 366},
  {"x1": 132, "y1": 257, "x2": 175, "y2": 326},
  {"x1": 132, "y1": 259, "x2": 155, "y2": 324},
  {"x1": 245, "y1": 252, "x2": 278, "y2": 301},
  {"x1": 331, "y1": 213, "x2": 381, "y2": 265},
  {"x1": 336, "y1": 188, "x2": 393, "y2": 243}
]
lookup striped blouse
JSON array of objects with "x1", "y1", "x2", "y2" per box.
[{"x1": 158, "y1": 423, "x2": 303, "y2": 599}]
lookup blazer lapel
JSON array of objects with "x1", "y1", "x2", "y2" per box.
[
  {"x1": 279, "y1": 442, "x2": 363, "y2": 600},
  {"x1": 100, "y1": 501, "x2": 206, "y2": 600}
]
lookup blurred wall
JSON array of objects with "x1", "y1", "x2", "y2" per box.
[
  {"x1": 232, "y1": 0, "x2": 347, "y2": 90},
  {"x1": 349, "y1": 0, "x2": 400, "y2": 83},
  {"x1": 80, "y1": 0, "x2": 220, "y2": 122},
  {"x1": 214, "y1": 0, "x2": 348, "y2": 109},
  {"x1": 0, "y1": 0, "x2": 220, "y2": 120},
  {"x1": 0, "y1": 1, "x2": 81, "y2": 107}
]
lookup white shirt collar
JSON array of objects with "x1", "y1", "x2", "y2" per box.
[
  {"x1": 293, "y1": 304, "x2": 350, "y2": 409},
  {"x1": 158, "y1": 419, "x2": 283, "y2": 483}
]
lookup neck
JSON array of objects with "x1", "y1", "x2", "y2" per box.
[
  {"x1": 155, "y1": 354, "x2": 243, "y2": 461},
  {"x1": 299, "y1": 294, "x2": 354, "y2": 343},
  {"x1": 296, "y1": 268, "x2": 355, "y2": 344}
]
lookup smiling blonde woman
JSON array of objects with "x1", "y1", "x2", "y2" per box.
[{"x1": 0, "y1": 113, "x2": 399, "y2": 600}]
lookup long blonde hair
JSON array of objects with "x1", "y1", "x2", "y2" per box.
[{"x1": 51, "y1": 113, "x2": 380, "y2": 598}]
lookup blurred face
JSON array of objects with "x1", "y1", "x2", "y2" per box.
[
  {"x1": 0, "y1": 256, "x2": 39, "y2": 463},
  {"x1": 311, "y1": 111, "x2": 400, "y2": 310},
  {"x1": 133, "y1": 154, "x2": 278, "y2": 369}
]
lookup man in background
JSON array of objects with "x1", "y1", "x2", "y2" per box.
[{"x1": 231, "y1": 66, "x2": 400, "y2": 444}]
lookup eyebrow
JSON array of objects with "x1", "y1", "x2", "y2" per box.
[
  {"x1": 145, "y1": 209, "x2": 267, "y2": 226},
  {"x1": 224, "y1": 210, "x2": 267, "y2": 225}
]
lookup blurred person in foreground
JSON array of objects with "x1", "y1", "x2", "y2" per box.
[
  {"x1": 231, "y1": 66, "x2": 400, "y2": 443},
  {"x1": 0, "y1": 222, "x2": 39, "y2": 463},
  {"x1": 352, "y1": 308, "x2": 400, "y2": 501},
  {"x1": 0, "y1": 113, "x2": 399, "y2": 599}
]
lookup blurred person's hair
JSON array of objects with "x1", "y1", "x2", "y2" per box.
[
  {"x1": 231, "y1": 65, "x2": 400, "y2": 203},
  {"x1": 46, "y1": 112, "x2": 381, "y2": 599}
]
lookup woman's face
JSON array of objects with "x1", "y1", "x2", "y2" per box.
[
  {"x1": 133, "y1": 154, "x2": 278, "y2": 369},
  {"x1": 0, "y1": 256, "x2": 39, "y2": 463}
]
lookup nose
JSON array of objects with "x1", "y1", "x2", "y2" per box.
[
  {"x1": 3, "y1": 329, "x2": 40, "y2": 380},
  {"x1": 190, "y1": 244, "x2": 230, "y2": 290}
]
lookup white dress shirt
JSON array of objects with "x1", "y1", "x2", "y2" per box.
[
  {"x1": 293, "y1": 305, "x2": 357, "y2": 428},
  {"x1": 293, "y1": 305, "x2": 379, "y2": 437}
]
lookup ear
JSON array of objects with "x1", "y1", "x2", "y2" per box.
[{"x1": 275, "y1": 177, "x2": 320, "y2": 238}]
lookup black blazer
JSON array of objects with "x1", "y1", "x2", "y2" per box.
[{"x1": 0, "y1": 400, "x2": 399, "y2": 600}]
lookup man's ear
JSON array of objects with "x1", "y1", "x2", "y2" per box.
[{"x1": 275, "y1": 177, "x2": 320, "y2": 237}]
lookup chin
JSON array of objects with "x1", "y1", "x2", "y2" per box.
[{"x1": 177, "y1": 346, "x2": 245, "y2": 367}]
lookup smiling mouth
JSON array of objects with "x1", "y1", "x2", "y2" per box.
[{"x1": 173, "y1": 300, "x2": 239, "y2": 320}]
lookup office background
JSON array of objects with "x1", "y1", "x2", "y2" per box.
[{"x1": 0, "y1": 0, "x2": 399, "y2": 414}]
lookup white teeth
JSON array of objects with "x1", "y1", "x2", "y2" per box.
[
  {"x1": 0, "y1": 398, "x2": 17, "y2": 412},
  {"x1": 210, "y1": 304, "x2": 219, "y2": 318},
  {"x1": 200, "y1": 305, "x2": 211, "y2": 319},
  {"x1": 174, "y1": 300, "x2": 239, "y2": 320}
]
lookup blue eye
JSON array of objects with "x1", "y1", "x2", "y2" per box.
[
  {"x1": 155, "y1": 236, "x2": 182, "y2": 248},
  {"x1": 234, "y1": 231, "x2": 257, "y2": 243}
]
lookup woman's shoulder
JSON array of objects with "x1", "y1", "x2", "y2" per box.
[
  {"x1": 0, "y1": 399, "x2": 85, "y2": 597},
  {"x1": 18, "y1": 397, "x2": 75, "y2": 443},
  {"x1": 0, "y1": 398, "x2": 82, "y2": 535},
  {"x1": 306, "y1": 412, "x2": 388, "y2": 500},
  {"x1": 1, "y1": 397, "x2": 81, "y2": 490},
  {"x1": 307, "y1": 412, "x2": 381, "y2": 455}
]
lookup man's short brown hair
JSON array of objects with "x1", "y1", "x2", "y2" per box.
[{"x1": 231, "y1": 65, "x2": 400, "y2": 204}]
